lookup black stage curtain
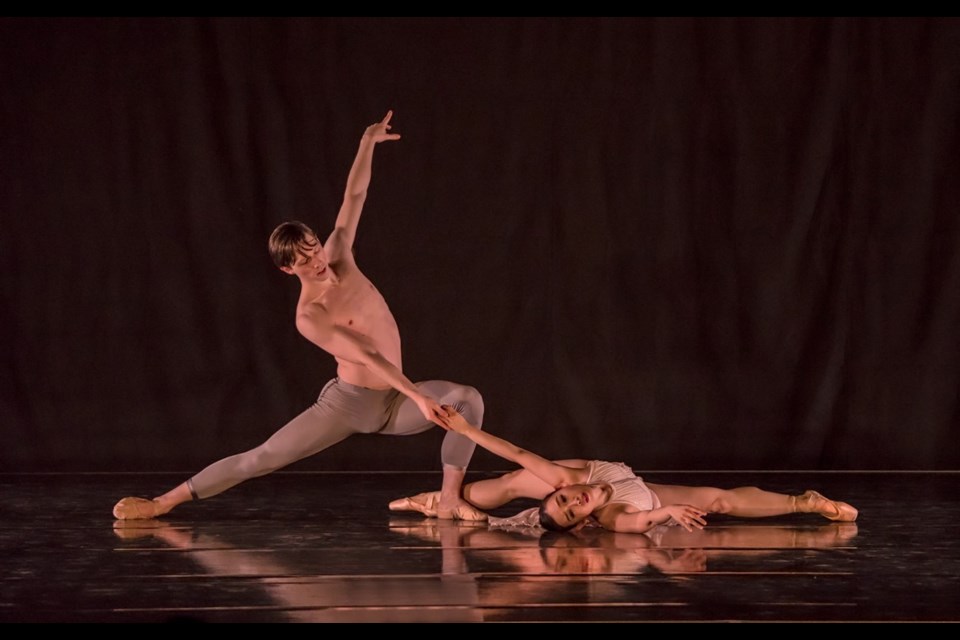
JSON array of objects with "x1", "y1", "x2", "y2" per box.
[{"x1": 2, "y1": 18, "x2": 958, "y2": 471}]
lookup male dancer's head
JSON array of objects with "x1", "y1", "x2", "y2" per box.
[{"x1": 269, "y1": 221, "x2": 332, "y2": 283}]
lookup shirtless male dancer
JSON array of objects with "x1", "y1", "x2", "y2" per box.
[{"x1": 113, "y1": 111, "x2": 486, "y2": 521}]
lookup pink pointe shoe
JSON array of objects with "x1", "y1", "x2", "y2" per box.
[
  {"x1": 794, "y1": 490, "x2": 858, "y2": 522},
  {"x1": 388, "y1": 491, "x2": 441, "y2": 517}
]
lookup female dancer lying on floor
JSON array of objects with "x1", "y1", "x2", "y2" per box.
[{"x1": 390, "y1": 407, "x2": 858, "y2": 533}]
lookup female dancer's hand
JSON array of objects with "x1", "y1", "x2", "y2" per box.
[
  {"x1": 439, "y1": 405, "x2": 473, "y2": 434},
  {"x1": 414, "y1": 394, "x2": 449, "y2": 428},
  {"x1": 664, "y1": 504, "x2": 708, "y2": 532}
]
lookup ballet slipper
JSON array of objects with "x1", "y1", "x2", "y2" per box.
[
  {"x1": 793, "y1": 490, "x2": 858, "y2": 522},
  {"x1": 113, "y1": 496, "x2": 160, "y2": 520},
  {"x1": 388, "y1": 491, "x2": 440, "y2": 517}
]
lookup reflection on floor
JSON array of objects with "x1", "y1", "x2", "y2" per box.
[{"x1": 1, "y1": 471, "x2": 958, "y2": 622}]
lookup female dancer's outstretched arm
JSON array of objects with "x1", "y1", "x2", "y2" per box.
[{"x1": 441, "y1": 406, "x2": 588, "y2": 489}]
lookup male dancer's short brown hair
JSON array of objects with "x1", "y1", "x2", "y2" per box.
[{"x1": 268, "y1": 220, "x2": 316, "y2": 268}]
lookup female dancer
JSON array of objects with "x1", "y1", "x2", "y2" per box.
[{"x1": 391, "y1": 408, "x2": 858, "y2": 533}]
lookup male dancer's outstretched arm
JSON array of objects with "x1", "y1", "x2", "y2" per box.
[{"x1": 295, "y1": 309, "x2": 447, "y2": 425}]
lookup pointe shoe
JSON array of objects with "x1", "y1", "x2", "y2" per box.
[
  {"x1": 113, "y1": 496, "x2": 160, "y2": 520},
  {"x1": 388, "y1": 491, "x2": 440, "y2": 517},
  {"x1": 794, "y1": 490, "x2": 858, "y2": 522}
]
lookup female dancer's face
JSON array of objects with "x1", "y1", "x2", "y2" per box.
[{"x1": 542, "y1": 484, "x2": 607, "y2": 528}]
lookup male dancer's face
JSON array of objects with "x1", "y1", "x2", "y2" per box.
[{"x1": 281, "y1": 235, "x2": 332, "y2": 282}]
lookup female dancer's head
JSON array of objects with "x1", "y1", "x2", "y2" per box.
[{"x1": 538, "y1": 483, "x2": 611, "y2": 532}]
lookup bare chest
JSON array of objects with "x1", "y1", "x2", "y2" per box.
[{"x1": 320, "y1": 271, "x2": 395, "y2": 334}]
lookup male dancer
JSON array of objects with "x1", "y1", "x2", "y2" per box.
[{"x1": 113, "y1": 111, "x2": 486, "y2": 521}]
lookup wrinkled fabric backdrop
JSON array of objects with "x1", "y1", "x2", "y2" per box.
[{"x1": 2, "y1": 17, "x2": 958, "y2": 472}]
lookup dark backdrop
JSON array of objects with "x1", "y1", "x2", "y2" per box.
[{"x1": 2, "y1": 17, "x2": 958, "y2": 472}]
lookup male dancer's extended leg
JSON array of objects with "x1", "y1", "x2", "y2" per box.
[
  {"x1": 113, "y1": 379, "x2": 368, "y2": 520},
  {"x1": 379, "y1": 380, "x2": 486, "y2": 520}
]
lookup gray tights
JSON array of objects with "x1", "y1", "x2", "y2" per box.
[{"x1": 187, "y1": 378, "x2": 484, "y2": 499}]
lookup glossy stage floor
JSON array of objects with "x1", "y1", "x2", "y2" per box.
[{"x1": 2, "y1": 471, "x2": 958, "y2": 622}]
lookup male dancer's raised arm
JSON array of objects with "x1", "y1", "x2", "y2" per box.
[{"x1": 326, "y1": 110, "x2": 400, "y2": 256}]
